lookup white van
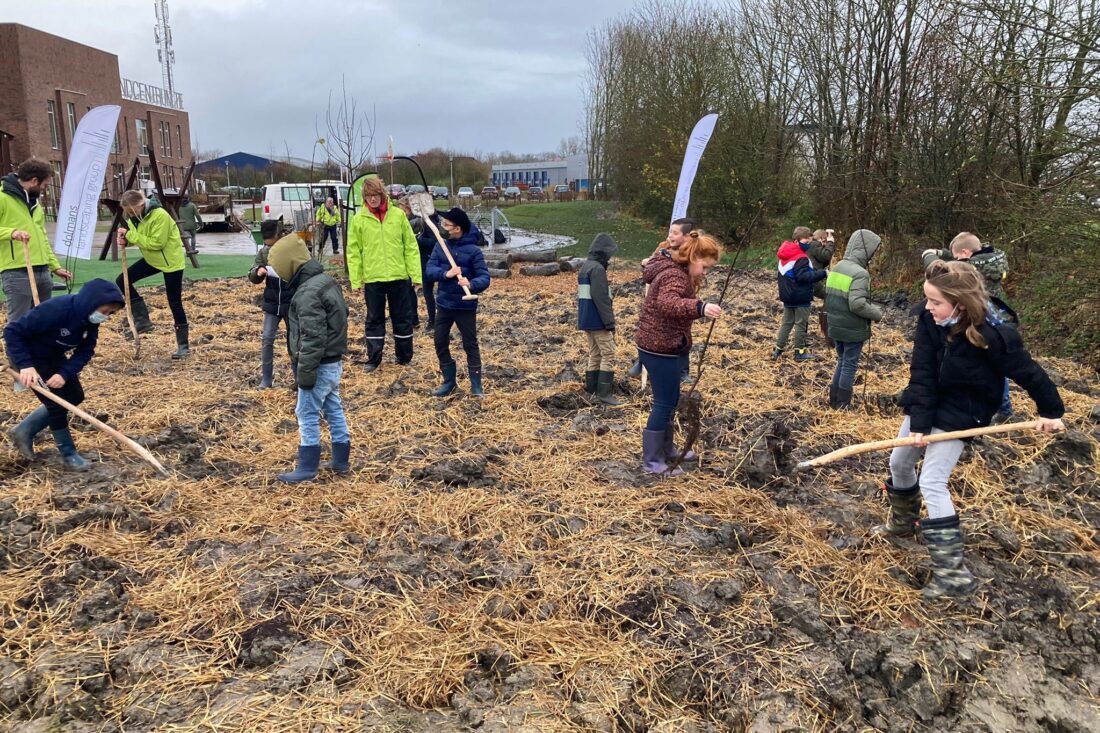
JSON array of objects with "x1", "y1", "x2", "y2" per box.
[{"x1": 261, "y1": 180, "x2": 350, "y2": 230}]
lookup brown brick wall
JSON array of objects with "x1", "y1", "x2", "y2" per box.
[{"x1": 0, "y1": 24, "x2": 193, "y2": 195}]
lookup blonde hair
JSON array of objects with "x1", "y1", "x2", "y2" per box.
[
  {"x1": 361, "y1": 177, "x2": 386, "y2": 201},
  {"x1": 671, "y1": 231, "x2": 723, "y2": 292},
  {"x1": 812, "y1": 229, "x2": 827, "y2": 241},
  {"x1": 925, "y1": 260, "x2": 990, "y2": 348},
  {"x1": 949, "y1": 231, "x2": 981, "y2": 257},
  {"x1": 120, "y1": 190, "x2": 145, "y2": 209}
]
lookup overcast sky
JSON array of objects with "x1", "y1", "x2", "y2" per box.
[{"x1": 10, "y1": 0, "x2": 642, "y2": 160}]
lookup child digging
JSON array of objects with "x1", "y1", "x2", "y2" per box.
[
  {"x1": 877, "y1": 260, "x2": 1064, "y2": 601},
  {"x1": 577, "y1": 233, "x2": 621, "y2": 405},
  {"x1": 268, "y1": 235, "x2": 352, "y2": 483},
  {"x1": 773, "y1": 226, "x2": 828, "y2": 361},
  {"x1": 824, "y1": 229, "x2": 884, "y2": 409},
  {"x1": 634, "y1": 231, "x2": 723, "y2": 475},
  {"x1": 5, "y1": 279, "x2": 125, "y2": 470}
]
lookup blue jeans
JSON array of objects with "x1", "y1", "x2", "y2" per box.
[
  {"x1": 640, "y1": 351, "x2": 680, "y2": 431},
  {"x1": 295, "y1": 362, "x2": 349, "y2": 446},
  {"x1": 831, "y1": 340, "x2": 865, "y2": 391}
]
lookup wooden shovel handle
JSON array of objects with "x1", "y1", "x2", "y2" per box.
[
  {"x1": 7, "y1": 368, "x2": 168, "y2": 475},
  {"x1": 421, "y1": 215, "x2": 477, "y2": 300},
  {"x1": 796, "y1": 420, "x2": 1044, "y2": 470},
  {"x1": 22, "y1": 240, "x2": 40, "y2": 307}
]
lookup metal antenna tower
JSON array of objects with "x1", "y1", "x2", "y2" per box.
[{"x1": 153, "y1": 0, "x2": 176, "y2": 94}]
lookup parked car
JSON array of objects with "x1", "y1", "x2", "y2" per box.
[
  {"x1": 432, "y1": 186, "x2": 450, "y2": 200},
  {"x1": 385, "y1": 183, "x2": 407, "y2": 198},
  {"x1": 457, "y1": 187, "x2": 474, "y2": 199},
  {"x1": 406, "y1": 184, "x2": 426, "y2": 195},
  {"x1": 527, "y1": 186, "x2": 543, "y2": 199},
  {"x1": 554, "y1": 184, "x2": 574, "y2": 201},
  {"x1": 503, "y1": 186, "x2": 522, "y2": 200},
  {"x1": 481, "y1": 186, "x2": 499, "y2": 200}
]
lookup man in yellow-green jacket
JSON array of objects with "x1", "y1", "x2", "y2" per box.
[
  {"x1": 1, "y1": 159, "x2": 73, "y2": 322},
  {"x1": 115, "y1": 189, "x2": 190, "y2": 359},
  {"x1": 314, "y1": 196, "x2": 341, "y2": 255},
  {"x1": 345, "y1": 177, "x2": 421, "y2": 372}
]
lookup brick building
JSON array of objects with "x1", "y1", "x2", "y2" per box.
[{"x1": 0, "y1": 23, "x2": 192, "y2": 208}]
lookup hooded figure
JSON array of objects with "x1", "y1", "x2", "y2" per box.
[
  {"x1": 824, "y1": 229, "x2": 883, "y2": 344},
  {"x1": 4, "y1": 278, "x2": 125, "y2": 469},
  {"x1": 269, "y1": 235, "x2": 352, "y2": 484},
  {"x1": 576, "y1": 233, "x2": 620, "y2": 404}
]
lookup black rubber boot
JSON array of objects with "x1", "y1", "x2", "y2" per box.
[
  {"x1": 128, "y1": 298, "x2": 155, "y2": 335},
  {"x1": 469, "y1": 365, "x2": 485, "y2": 398},
  {"x1": 171, "y1": 323, "x2": 190, "y2": 359},
  {"x1": 432, "y1": 362, "x2": 457, "y2": 397},
  {"x1": 320, "y1": 442, "x2": 352, "y2": 475},
  {"x1": 278, "y1": 445, "x2": 321, "y2": 483},
  {"x1": 835, "y1": 387, "x2": 853, "y2": 410},
  {"x1": 584, "y1": 370, "x2": 599, "y2": 395},
  {"x1": 595, "y1": 371, "x2": 622, "y2": 406},
  {"x1": 51, "y1": 427, "x2": 90, "y2": 471},
  {"x1": 627, "y1": 359, "x2": 642, "y2": 379},
  {"x1": 9, "y1": 406, "x2": 51, "y2": 460},
  {"x1": 828, "y1": 384, "x2": 839, "y2": 408}
]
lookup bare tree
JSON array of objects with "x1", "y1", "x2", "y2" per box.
[{"x1": 317, "y1": 76, "x2": 376, "y2": 182}]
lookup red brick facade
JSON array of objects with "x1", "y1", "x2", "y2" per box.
[{"x1": 0, "y1": 23, "x2": 192, "y2": 203}]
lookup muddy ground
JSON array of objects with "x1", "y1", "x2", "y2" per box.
[{"x1": 1, "y1": 264, "x2": 1098, "y2": 732}]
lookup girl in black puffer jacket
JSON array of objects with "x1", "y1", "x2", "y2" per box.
[{"x1": 877, "y1": 260, "x2": 1065, "y2": 602}]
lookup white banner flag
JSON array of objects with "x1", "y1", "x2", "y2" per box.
[
  {"x1": 57, "y1": 105, "x2": 121, "y2": 261},
  {"x1": 670, "y1": 113, "x2": 718, "y2": 224}
]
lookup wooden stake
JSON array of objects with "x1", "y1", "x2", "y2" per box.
[
  {"x1": 796, "y1": 420, "x2": 1045, "y2": 471},
  {"x1": 8, "y1": 368, "x2": 169, "y2": 476},
  {"x1": 118, "y1": 240, "x2": 141, "y2": 357},
  {"x1": 22, "y1": 240, "x2": 40, "y2": 307}
]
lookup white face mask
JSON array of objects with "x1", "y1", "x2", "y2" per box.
[
  {"x1": 934, "y1": 305, "x2": 960, "y2": 328},
  {"x1": 88, "y1": 311, "x2": 110, "y2": 325}
]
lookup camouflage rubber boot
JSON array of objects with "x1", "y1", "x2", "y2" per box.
[
  {"x1": 871, "y1": 479, "x2": 921, "y2": 537},
  {"x1": 920, "y1": 514, "x2": 978, "y2": 601}
]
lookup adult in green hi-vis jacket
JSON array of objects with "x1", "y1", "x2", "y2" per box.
[{"x1": 115, "y1": 189, "x2": 190, "y2": 359}]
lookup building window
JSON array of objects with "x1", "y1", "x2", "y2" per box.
[
  {"x1": 47, "y1": 101, "x2": 59, "y2": 149},
  {"x1": 166, "y1": 122, "x2": 173, "y2": 157},
  {"x1": 140, "y1": 164, "x2": 151, "y2": 183},
  {"x1": 135, "y1": 119, "x2": 150, "y2": 155},
  {"x1": 66, "y1": 102, "x2": 77, "y2": 138},
  {"x1": 111, "y1": 129, "x2": 120, "y2": 154},
  {"x1": 176, "y1": 125, "x2": 183, "y2": 159},
  {"x1": 112, "y1": 163, "x2": 124, "y2": 195}
]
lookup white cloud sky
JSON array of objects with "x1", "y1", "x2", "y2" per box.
[{"x1": 8, "y1": 0, "x2": 641, "y2": 160}]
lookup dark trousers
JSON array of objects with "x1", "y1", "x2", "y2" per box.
[
  {"x1": 34, "y1": 371, "x2": 84, "y2": 430},
  {"x1": 640, "y1": 351, "x2": 680, "y2": 431},
  {"x1": 831, "y1": 340, "x2": 865, "y2": 391},
  {"x1": 434, "y1": 307, "x2": 480, "y2": 368},
  {"x1": 364, "y1": 280, "x2": 415, "y2": 365},
  {"x1": 116, "y1": 259, "x2": 186, "y2": 326},
  {"x1": 419, "y1": 250, "x2": 436, "y2": 326},
  {"x1": 319, "y1": 226, "x2": 339, "y2": 253}
]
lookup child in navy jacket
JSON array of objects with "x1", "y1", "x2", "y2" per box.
[
  {"x1": 424, "y1": 208, "x2": 491, "y2": 397},
  {"x1": 577, "y1": 233, "x2": 620, "y2": 404},
  {"x1": 5, "y1": 278, "x2": 125, "y2": 469},
  {"x1": 773, "y1": 226, "x2": 827, "y2": 361}
]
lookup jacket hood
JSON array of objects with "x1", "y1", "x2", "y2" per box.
[
  {"x1": 1, "y1": 172, "x2": 35, "y2": 212},
  {"x1": 144, "y1": 197, "x2": 164, "y2": 213},
  {"x1": 588, "y1": 233, "x2": 618, "y2": 259},
  {"x1": 289, "y1": 258, "x2": 325, "y2": 288},
  {"x1": 74, "y1": 278, "x2": 125, "y2": 318},
  {"x1": 643, "y1": 254, "x2": 680, "y2": 284},
  {"x1": 777, "y1": 240, "x2": 809, "y2": 264},
  {"x1": 844, "y1": 229, "x2": 881, "y2": 267},
  {"x1": 268, "y1": 233, "x2": 311, "y2": 281}
]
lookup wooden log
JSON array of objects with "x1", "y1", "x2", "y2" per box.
[
  {"x1": 519, "y1": 263, "x2": 562, "y2": 277},
  {"x1": 487, "y1": 268, "x2": 511, "y2": 279},
  {"x1": 559, "y1": 257, "x2": 586, "y2": 273},
  {"x1": 483, "y1": 254, "x2": 513, "y2": 269},
  {"x1": 512, "y1": 249, "x2": 558, "y2": 264}
]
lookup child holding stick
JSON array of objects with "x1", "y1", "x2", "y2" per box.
[
  {"x1": 5, "y1": 279, "x2": 124, "y2": 470},
  {"x1": 877, "y1": 260, "x2": 1064, "y2": 600},
  {"x1": 634, "y1": 232, "x2": 723, "y2": 475}
]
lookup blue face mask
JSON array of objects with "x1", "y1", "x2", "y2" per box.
[
  {"x1": 88, "y1": 311, "x2": 110, "y2": 325},
  {"x1": 934, "y1": 305, "x2": 959, "y2": 328}
]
